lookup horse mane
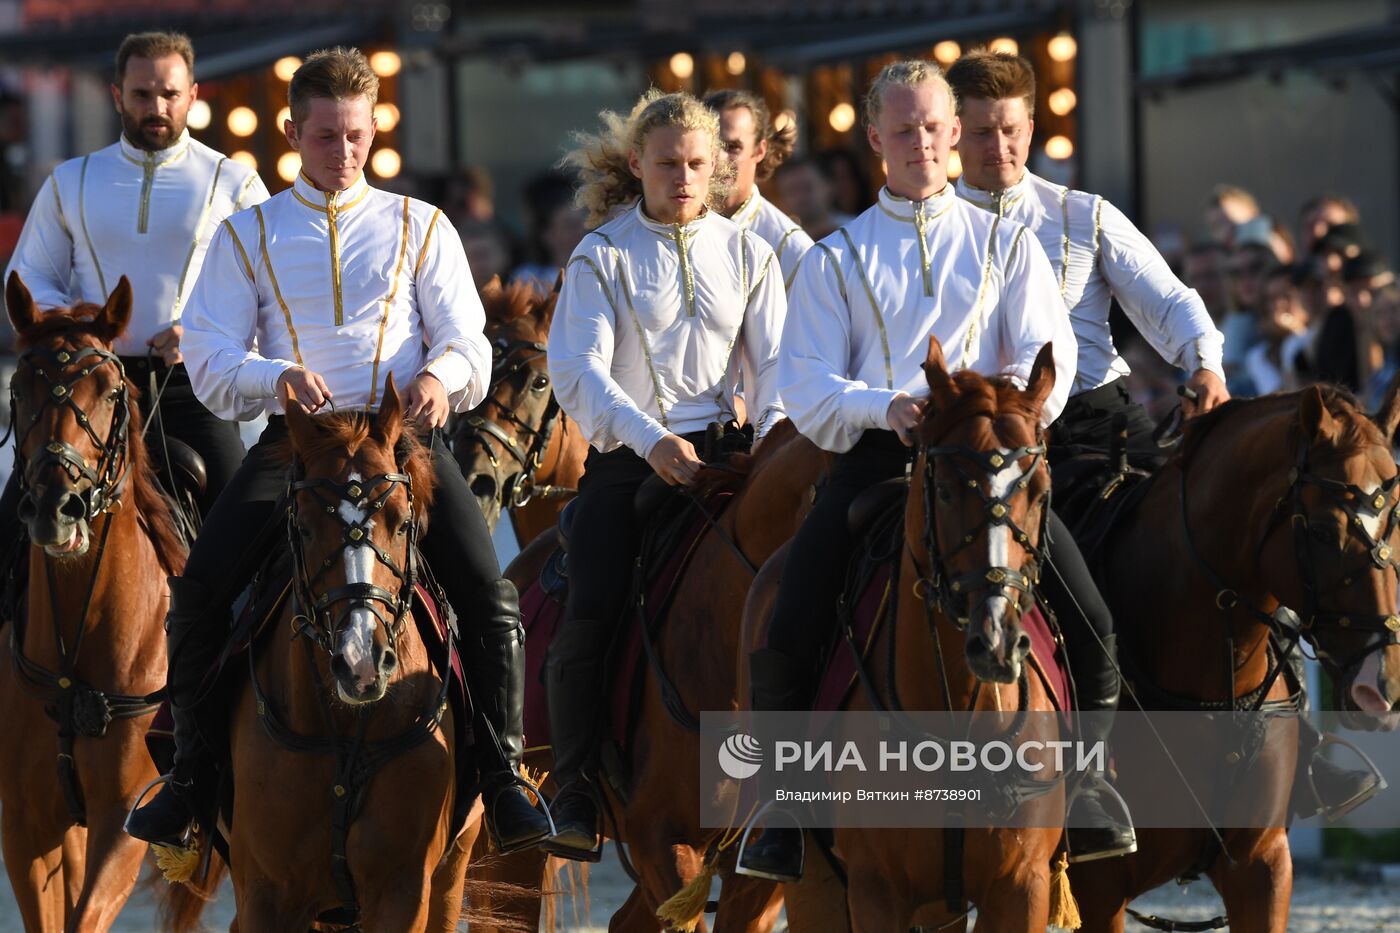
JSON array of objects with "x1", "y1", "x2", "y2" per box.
[
  {"x1": 481, "y1": 277, "x2": 557, "y2": 327},
  {"x1": 688, "y1": 417, "x2": 803, "y2": 497},
  {"x1": 1181, "y1": 385, "x2": 1384, "y2": 461},
  {"x1": 12, "y1": 302, "x2": 105, "y2": 347},
  {"x1": 273, "y1": 412, "x2": 437, "y2": 521},
  {"x1": 919, "y1": 371, "x2": 1042, "y2": 445},
  {"x1": 14, "y1": 310, "x2": 189, "y2": 574}
]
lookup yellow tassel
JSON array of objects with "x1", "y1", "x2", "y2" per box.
[
  {"x1": 152, "y1": 838, "x2": 200, "y2": 885},
  {"x1": 654, "y1": 858, "x2": 718, "y2": 932},
  {"x1": 1047, "y1": 851, "x2": 1081, "y2": 931},
  {"x1": 520, "y1": 765, "x2": 550, "y2": 808}
]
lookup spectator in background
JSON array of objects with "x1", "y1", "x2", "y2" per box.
[
  {"x1": 1243, "y1": 264, "x2": 1311, "y2": 396},
  {"x1": 1307, "y1": 226, "x2": 1370, "y2": 392},
  {"x1": 1205, "y1": 184, "x2": 1260, "y2": 247},
  {"x1": 1363, "y1": 284, "x2": 1400, "y2": 413},
  {"x1": 511, "y1": 169, "x2": 586, "y2": 293},
  {"x1": 1344, "y1": 250, "x2": 1396, "y2": 391},
  {"x1": 817, "y1": 147, "x2": 870, "y2": 217},
  {"x1": 460, "y1": 218, "x2": 511, "y2": 291},
  {"x1": 448, "y1": 165, "x2": 522, "y2": 269},
  {"x1": 773, "y1": 154, "x2": 853, "y2": 241},
  {"x1": 1220, "y1": 242, "x2": 1277, "y2": 392},
  {"x1": 1298, "y1": 194, "x2": 1360, "y2": 257},
  {"x1": 1183, "y1": 242, "x2": 1232, "y2": 323}
]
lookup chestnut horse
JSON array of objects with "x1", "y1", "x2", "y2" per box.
[
  {"x1": 0, "y1": 274, "x2": 209, "y2": 931},
  {"x1": 455, "y1": 277, "x2": 585, "y2": 548},
  {"x1": 486, "y1": 412, "x2": 827, "y2": 932},
  {"x1": 223, "y1": 377, "x2": 477, "y2": 930},
  {"x1": 743, "y1": 339, "x2": 1068, "y2": 931},
  {"x1": 1069, "y1": 385, "x2": 1400, "y2": 933}
]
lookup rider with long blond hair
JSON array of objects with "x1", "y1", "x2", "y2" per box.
[{"x1": 543, "y1": 89, "x2": 788, "y2": 858}]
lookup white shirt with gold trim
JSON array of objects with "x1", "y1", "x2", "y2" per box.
[
  {"x1": 955, "y1": 171, "x2": 1224, "y2": 397},
  {"x1": 5, "y1": 130, "x2": 268, "y2": 355},
  {"x1": 729, "y1": 190, "x2": 815, "y2": 291},
  {"x1": 548, "y1": 202, "x2": 787, "y2": 458},
  {"x1": 781, "y1": 185, "x2": 1075, "y2": 454},
  {"x1": 181, "y1": 172, "x2": 489, "y2": 421}
]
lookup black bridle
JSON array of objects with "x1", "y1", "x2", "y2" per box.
[
  {"x1": 9, "y1": 343, "x2": 132, "y2": 520},
  {"x1": 918, "y1": 442, "x2": 1051, "y2": 631},
  {"x1": 285, "y1": 467, "x2": 420, "y2": 653},
  {"x1": 1181, "y1": 426, "x2": 1400, "y2": 703},
  {"x1": 459, "y1": 337, "x2": 572, "y2": 510},
  {"x1": 5, "y1": 340, "x2": 161, "y2": 826}
]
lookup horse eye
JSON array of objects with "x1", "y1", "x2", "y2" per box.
[
  {"x1": 935, "y1": 484, "x2": 951, "y2": 503},
  {"x1": 298, "y1": 523, "x2": 312, "y2": 540},
  {"x1": 397, "y1": 518, "x2": 412, "y2": 536},
  {"x1": 531, "y1": 373, "x2": 550, "y2": 392}
]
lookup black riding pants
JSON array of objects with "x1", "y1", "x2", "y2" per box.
[
  {"x1": 764, "y1": 429, "x2": 1114, "y2": 682},
  {"x1": 563, "y1": 431, "x2": 709, "y2": 630},
  {"x1": 0, "y1": 360, "x2": 245, "y2": 557},
  {"x1": 181, "y1": 417, "x2": 503, "y2": 633},
  {"x1": 1049, "y1": 378, "x2": 1162, "y2": 466}
]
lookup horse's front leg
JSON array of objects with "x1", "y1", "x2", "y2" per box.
[
  {"x1": 428, "y1": 814, "x2": 477, "y2": 933},
  {"x1": 1210, "y1": 828, "x2": 1291, "y2": 933},
  {"x1": 65, "y1": 807, "x2": 146, "y2": 932}
]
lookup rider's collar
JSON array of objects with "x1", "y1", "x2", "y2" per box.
[{"x1": 293, "y1": 170, "x2": 371, "y2": 213}]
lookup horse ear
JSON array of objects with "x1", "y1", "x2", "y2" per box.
[
  {"x1": 1300, "y1": 385, "x2": 1337, "y2": 443},
  {"x1": 97, "y1": 276, "x2": 133, "y2": 342},
  {"x1": 480, "y1": 276, "x2": 503, "y2": 322},
  {"x1": 1023, "y1": 342, "x2": 1057, "y2": 413},
  {"x1": 283, "y1": 384, "x2": 318, "y2": 446},
  {"x1": 921, "y1": 334, "x2": 955, "y2": 407},
  {"x1": 1373, "y1": 368, "x2": 1400, "y2": 444},
  {"x1": 5, "y1": 271, "x2": 37, "y2": 336},
  {"x1": 373, "y1": 373, "x2": 403, "y2": 445}
]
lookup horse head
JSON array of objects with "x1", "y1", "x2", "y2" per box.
[
  {"x1": 5, "y1": 272, "x2": 135, "y2": 557},
  {"x1": 284, "y1": 374, "x2": 437, "y2": 704},
  {"x1": 1263, "y1": 383, "x2": 1400, "y2": 731},
  {"x1": 454, "y1": 275, "x2": 560, "y2": 529},
  {"x1": 913, "y1": 336, "x2": 1056, "y2": 685}
]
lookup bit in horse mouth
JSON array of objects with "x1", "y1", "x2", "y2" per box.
[{"x1": 43, "y1": 522, "x2": 90, "y2": 558}]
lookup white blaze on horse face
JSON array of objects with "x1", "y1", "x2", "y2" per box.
[
  {"x1": 980, "y1": 450, "x2": 1027, "y2": 651},
  {"x1": 335, "y1": 472, "x2": 380, "y2": 694}
]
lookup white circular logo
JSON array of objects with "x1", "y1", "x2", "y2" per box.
[{"x1": 718, "y1": 732, "x2": 763, "y2": 779}]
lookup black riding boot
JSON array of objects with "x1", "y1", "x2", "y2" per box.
[
  {"x1": 1066, "y1": 633, "x2": 1138, "y2": 862},
  {"x1": 1288, "y1": 653, "x2": 1385, "y2": 820},
  {"x1": 541, "y1": 616, "x2": 612, "y2": 859},
  {"x1": 735, "y1": 647, "x2": 814, "y2": 883},
  {"x1": 465, "y1": 579, "x2": 552, "y2": 853},
  {"x1": 124, "y1": 576, "x2": 220, "y2": 846}
]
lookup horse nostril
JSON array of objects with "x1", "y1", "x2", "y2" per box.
[
  {"x1": 469, "y1": 474, "x2": 497, "y2": 501},
  {"x1": 57, "y1": 492, "x2": 86, "y2": 522},
  {"x1": 966, "y1": 636, "x2": 989, "y2": 658},
  {"x1": 380, "y1": 648, "x2": 398, "y2": 674},
  {"x1": 17, "y1": 494, "x2": 37, "y2": 522},
  {"x1": 1014, "y1": 631, "x2": 1032, "y2": 656},
  {"x1": 330, "y1": 654, "x2": 352, "y2": 683}
]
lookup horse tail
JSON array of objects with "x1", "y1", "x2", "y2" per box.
[
  {"x1": 154, "y1": 844, "x2": 227, "y2": 933},
  {"x1": 543, "y1": 857, "x2": 590, "y2": 932}
]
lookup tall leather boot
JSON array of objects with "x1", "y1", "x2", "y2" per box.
[
  {"x1": 541, "y1": 615, "x2": 612, "y2": 859},
  {"x1": 735, "y1": 647, "x2": 815, "y2": 883},
  {"x1": 464, "y1": 579, "x2": 552, "y2": 853},
  {"x1": 124, "y1": 576, "x2": 221, "y2": 845},
  {"x1": 1288, "y1": 652, "x2": 1385, "y2": 820},
  {"x1": 1066, "y1": 633, "x2": 1138, "y2": 863}
]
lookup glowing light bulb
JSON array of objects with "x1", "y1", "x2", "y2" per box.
[
  {"x1": 277, "y1": 152, "x2": 301, "y2": 182},
  {"x1": 1045, "y1": 135, "x2": 1074, "y2": 160},
  {"x1": 227, "y1": 106, "x2": 258, "y2": 137},
  {"x1": 669, "y1": 52, "x2": 694, "y2": 80},
  {"x1": 989, "y1": 37, "x2": 1019, "y2": 56},
  {"x1": 933, "y1": 41, "x2": 961, "y2": 65},
  {"x1": 273, "y1": 56, "x2": 301, "y2": 82},
  {"x1": 1047, "y1": 33, "x2": 1078, "y2": 63},
  {"x1": 371, "y1": 148, "x2": 401, "y2": 178},
  {"x1": 369, "y1": 51, "x2": 401, "y2": 77},
  {"x1": 187, "y1": 99, "x2": 211, "y2": 130},
  {"x1": 828, "y1": 102, "x2": 856, "y2": 133}
]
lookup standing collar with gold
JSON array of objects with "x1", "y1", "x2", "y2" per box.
[
  {"x1": 292, "y1": 171, "x2": 371, "y2": 213},
  {"x1": 119, "y1": 130, "x2": 192, "y2": 167},
  {"x1": 635, "y1": 200, "x2": 711, "y2": 237},
  {"x1": 877, "y1": 185, "x2": 956, "y2": 224},
  {"x1": 729, "y1": 190, "x2": 760, "y2": 229},
  {"x1": 955, "y1": 171, "x2": 1031, "y2": 214}
]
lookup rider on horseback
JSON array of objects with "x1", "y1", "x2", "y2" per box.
[
  {"x1": 737, "y1": 58, "x2": 1136, "y2": 883},
  {"x1": 541, "y1": 89, "x2": 788, "y2": 859},
  {"x1": 122, "y1": 47, "x2": 552, "y2": 854},
  {"x1": 946, "y1": 49, "x2": 1382, "y2": 822},
  {"x1": 2, "y1": 31, "x2": 261, "y2": 571},
  {"x1": 702, "y1": 89, "x2": 814, "y2": 290}
]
